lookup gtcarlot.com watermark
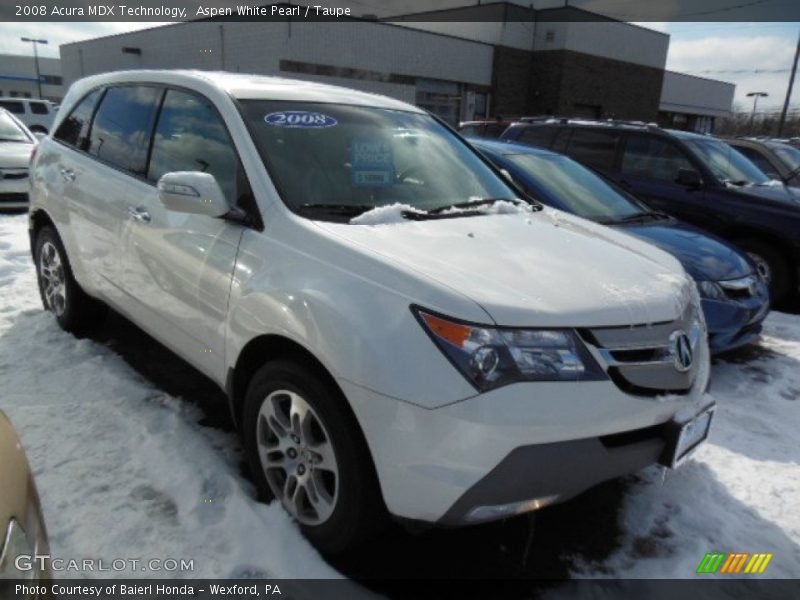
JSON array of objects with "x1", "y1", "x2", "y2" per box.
[{"x1": 15, "y1": 554, "x2": 195, "y2": 573}]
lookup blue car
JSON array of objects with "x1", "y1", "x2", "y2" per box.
[{"x1": 470, "y1": 138, "x2": 770, "y2": 354}]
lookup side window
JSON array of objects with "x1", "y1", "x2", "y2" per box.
[
  {"x1": 0, "y1": 100, "x2": 24, "y2": 114},
  {"x1": 459, "y1": 125, "x2": 479, "y2": 137},
  {"x1": 736, "y1": 146, "x2": 779, "y2": 178},
  {"x1": 147, "y1": 89, "x2": 242, "y2": 205},
  {"x1": 518, "y1": 125, "x2": 557, "y2": 149},
  {"x1": 622, "y1": 135, "x2": 694, "y2": 183},
  {"x1": 30, "y1": 102, "x2": 49, "y2": 115},
  {"x1": 54, "y1": 89, "x2": 103, "y2": 150},
  {"x1": 565, "y1": 128, "x2": 620, "y2": 170},
  {"x1": 88, "y1": 86, "x2": 162, "y2": 174}
]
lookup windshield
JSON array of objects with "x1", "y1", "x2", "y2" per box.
[
  {"x1": 506, "y1": 153, "x2": 650, "y2": 221},
  {"x1": 0, "y1": 111, "x2": 31, "y2": 143},
  {"x1": 239, "y1": 100, "x2": 516, "y2": 219},
  {"x1": 683, "y1": 138, "x2": 769, "y2": 185},
  {"x1": 769, "y1": 142, "x2": 800, "y2": 172}
]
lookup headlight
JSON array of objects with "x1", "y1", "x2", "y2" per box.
[
  {"x1": 413, "y1": 307, "x2": 606, "y2": 391},
  {"x1": 0, "y1": 518, "x2": 36, "y2": 581},
  {"x1": 696, "y1": 280, "x2": 727, "y2": 301}
]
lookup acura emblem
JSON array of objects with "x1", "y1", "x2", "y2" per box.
[{"x1": 670, "y1": 330, "x2": 693, "y2": 372}]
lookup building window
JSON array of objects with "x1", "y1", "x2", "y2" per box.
[{"x1": 41, "y1": 75, "x2": 63, "y2": 86}]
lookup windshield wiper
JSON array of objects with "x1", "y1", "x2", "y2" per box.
[
  {"x1": 0, "y1": 137, "x2": 28, "y2": 143},
  {"x1": 602, "y1": 211, "x2": 670, "y2": 225},
  {"x1": 427, "y1": 197, "x2": 532, "y2": 215},
  {"x1": 295, "y1": 203, "x2": 375, "y2": 217}
]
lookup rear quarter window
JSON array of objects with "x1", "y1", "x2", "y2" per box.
[{"x1": 54, "y1": 89, "x2": 103, "y2": 150}]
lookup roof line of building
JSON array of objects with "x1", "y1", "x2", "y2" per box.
[{"x1": 665, "y1": 69, "x2": 736, "y2": 88}]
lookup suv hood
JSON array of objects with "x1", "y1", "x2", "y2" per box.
[
  {"x1": 315, "y1": 208, "x2": 692, "y2": 328},
  {"x1": 620, "y1": 220, "x2": 752, "y2": 282},
  {"x1": 0, "y1": 143, "x2": 34, "y2": 168}
]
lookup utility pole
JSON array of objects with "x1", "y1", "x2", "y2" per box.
[
  {"x1": 20, "y1": 37, "x2": 48, "y2": 99},
  {"x1": 778, "y1": 30, "x2": 800, "y2": 138},
  {"x1": 746, "y1": 91, "x2": 768, "y2": 134}
]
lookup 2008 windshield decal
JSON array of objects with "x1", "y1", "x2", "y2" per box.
[{"x1": 264, "y1": 112, "x2": 338, "y2": 128}]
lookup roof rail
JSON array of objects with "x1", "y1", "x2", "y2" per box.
[{"x1": 515, "y1": 116, "x2": 664, "y2": 130}]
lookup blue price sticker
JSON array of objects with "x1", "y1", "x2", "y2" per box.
[{"x1": 351, "y1": 139, "x2": 394, "y2": 187}]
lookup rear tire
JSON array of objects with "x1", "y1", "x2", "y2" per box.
[
  {"x1": 735, "y1": 238, "x2": 792, "y2": 305},
  {"x1": 34, "y1": 226, "x2": 107, "y2": 334},
  {"x1": 241, "y1": 360, "x2": 387, "y2": 555}
]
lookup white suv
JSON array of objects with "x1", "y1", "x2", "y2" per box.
[
  {"x1": 28, "y1": 71, "x2": 713, "y2": 554},
  {"x1": 0, "y1": 98, "x2": 56, "y2": 134}
]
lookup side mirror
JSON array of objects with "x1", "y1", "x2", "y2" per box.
[
  {"x1": 676, "y1": 168, "x2": 703, "y2": 189},
  {"x1": 157, "y1": 172, "x2": 230, "y2": 217}
]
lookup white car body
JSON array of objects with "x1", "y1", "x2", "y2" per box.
[
  {"x1": 0, "y1": 98, "x2": 56, "y2": 134},
  {"x1": 0, "y1": 108, "x2": 36, "y2": 210},
  {"x1": 28, "y1": 70, "x2": 712, "y2": 528}
]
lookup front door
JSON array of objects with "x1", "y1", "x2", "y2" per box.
[{"x1": 120, "y1": 88, "x2": 247, "y2": 382}]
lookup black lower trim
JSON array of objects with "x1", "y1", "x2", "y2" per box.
[{"x1": 438, "y1": 425, "x2": 666, "y2": 525}]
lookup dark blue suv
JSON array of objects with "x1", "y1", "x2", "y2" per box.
[
  {"x1": 501, "y1": 120, "x2": 800, "y2": 305},
  {"x1": 470, "y1": 138, "x2": 770, "y2": 354}
]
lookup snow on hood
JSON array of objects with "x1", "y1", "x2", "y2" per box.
[{"x1": 320, "y1": 206, "x2": 693, "y2": 328}]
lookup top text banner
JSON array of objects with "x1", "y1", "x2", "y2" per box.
[{"x1": 3, "y1": 0, "x2": 800, "y2": 22}]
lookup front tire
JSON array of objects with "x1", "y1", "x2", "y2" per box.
[
  {"x1": 242, "y1": 360, "x2": 386, "y2": 554},
  {"x1": 34, "y1": 226, "x2": 107, "y2": 334}
]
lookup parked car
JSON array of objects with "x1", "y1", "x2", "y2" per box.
[
  {"x1": 30, "y1": 71, "x2": 713, "y2": 554},
  {"x1": 0, "y1": 410, "x2": 50, "y2": 586},
  {"x1": 727, "y1": 138, "x2": 800, "y2": 188},
  {"x1": 0, "y1": 108, "x2": 37, "y2": 211},
  {"x1": 0, "y1": 98, "x2": 56, "y2": 134},
  {"x1": 470, "y1": 138, "x2": 770, "y2": 354},
  {"x1": 457, "y1": 119, "x2": 513, "y2": 139},
  {"x1": 501, "y1": 120, "x2": 800, "y2": 304}
]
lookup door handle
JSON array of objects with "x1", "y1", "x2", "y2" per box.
[
  {"x1": 126, "y1": 205, "x2": 151, "y2": 224},
  {"x1": 59, "y1": 168, "x2": 76, "y2": 182}
]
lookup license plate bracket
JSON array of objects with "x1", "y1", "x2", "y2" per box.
[{"x1": 660, "y1": 406, "x2": 715, "y2": 468}]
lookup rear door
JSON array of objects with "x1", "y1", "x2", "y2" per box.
[
  {"x1": 120, "y1": 88, "x2": 249, "y2": 381},
  {"x1": 617, "y1": 133, "x2": 712, "y2": 223},
  {"x1": 55, "y1": 86, "x2": 162, "y2": 303}
]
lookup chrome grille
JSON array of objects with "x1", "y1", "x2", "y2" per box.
[{"x1": 581, "y1": 303, "x2": 703, "y2": 395}]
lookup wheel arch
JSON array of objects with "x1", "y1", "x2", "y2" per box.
[
  {"x1": 226, "y1": 334, "x2": 346, "y2": 430},
  {"x1": 29, "y1": 209, "x2": 57, "y2": 252}
]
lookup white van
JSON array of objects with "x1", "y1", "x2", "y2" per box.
[
  {"x1": 28, "y1": 70, "x2": 714, "y2": 554},
  {"x1": 0, "y1": 98, "x2": 56, "y2": 134}
]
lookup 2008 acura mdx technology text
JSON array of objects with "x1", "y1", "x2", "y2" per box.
[{"x1": 29, "y1": 71, "x2": 714, "y2": 554}]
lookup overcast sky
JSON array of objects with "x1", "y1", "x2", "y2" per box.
[{"x1": 0, "y1": 20, "x2": 797, "y2": 112}]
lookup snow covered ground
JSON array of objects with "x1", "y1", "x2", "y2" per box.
[{"x1": 0, "y1": 212, "x2": 798, "y2": 586}]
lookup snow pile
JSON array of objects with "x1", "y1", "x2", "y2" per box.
[{"x1": 349, "y1": 203, "x2": 425, "y2": 225}]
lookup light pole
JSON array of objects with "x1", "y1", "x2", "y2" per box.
[
  {"x1": 746, "y1": 91, "x2": 768, "y2": 134},
  {"x1": 20, "y1": 37, "x2": 48, "y2": 99}
]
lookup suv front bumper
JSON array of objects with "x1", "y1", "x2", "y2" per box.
[{"x1": 339, "y1": 339, "x2": 711, "y2": 525}]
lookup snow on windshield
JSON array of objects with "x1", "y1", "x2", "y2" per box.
[{"x1": 349, "y1": 199, "x2": 532, "y2": 225}]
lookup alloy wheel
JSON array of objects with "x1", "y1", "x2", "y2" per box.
[
  {"x1": 256, "y1": 389, "x2": 339, "y2": 525},
  {"x1": 39, "y1": 241, "x2": 67, "y2": 316}
]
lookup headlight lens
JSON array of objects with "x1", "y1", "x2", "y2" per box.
[
  {"x1": 696, "y1": 280, "x2": 727, "y2": 301},
  {"x1": 414, "y1": 308, "x2": 606, "y2": 391},
  {"x1": 0, "y1": 518, "x2": 36, "y2": 580}
]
